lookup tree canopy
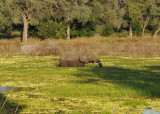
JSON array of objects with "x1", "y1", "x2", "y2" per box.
[{"x1": 0, "y1": 0, "x2": 159, "y2": 42}]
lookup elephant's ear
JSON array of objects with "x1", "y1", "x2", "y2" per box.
[{"x1": 79, "y1": 54, "x2": 88, "y2": 64}]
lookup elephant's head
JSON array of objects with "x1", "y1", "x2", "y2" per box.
[{"x1": 79, "y1": 53, "x2": 102, "y2": 67}]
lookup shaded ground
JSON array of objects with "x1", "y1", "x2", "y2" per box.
[
  {"x1": 0, "y1": 92, "x2": 23, "y2": 113},
  {"x1": 75, "y1": 66, "x2": 160, "y2": 98}
]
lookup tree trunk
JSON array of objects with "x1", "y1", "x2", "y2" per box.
[
  {"x1": 142, "y1": 17, "x2": 149, "y2": 36},
  {"x1": 153, "y1": 27, "x2": 160, "y2": 38},
  {"x1": 67, "y1": 14, "x2": 70, "y2": 40},
  {"x1": 22, "y1": 14, "x2": 29, "y2": 45},
  {"x1": 129, "y1": 25, "x2": 133, "y2": 38}
]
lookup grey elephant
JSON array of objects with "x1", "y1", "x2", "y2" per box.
[{"x1": 59, "y1": 52, "x2": 102, "y2": 67}]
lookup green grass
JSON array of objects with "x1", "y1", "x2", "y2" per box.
[
  {"x1": 122, "y1": 100, "x2": 148, "y2": 107},
  {"x1": 0, "y1": 54, "x2": 160, "y2": 113}
]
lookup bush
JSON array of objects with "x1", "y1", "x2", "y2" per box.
[
  {"x1": 36, "y1": 20, "x2": 66, "y2": 39},
  {"x1": 117, "y1": 30, "x2": 129, "y2": 37},
  {"x1": 133, "y1": 20, "x2": 143, "y2": 37},
  {"x1": 95, "y1": 25, "x2": 103, "y2": 34},
  {"x1": 70, "y1": 20, "x2": 95, "y2": 38},
  {"x1": 101, "y1": 23, "x2": 114, "y2": 37}
]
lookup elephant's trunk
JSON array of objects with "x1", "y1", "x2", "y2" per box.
[
  {"x1": 99, "y1": 62, "x2": 103, "y2": 67},
  {"x1": 95, "y1": 61, "x2": 103, "y2": 67}
]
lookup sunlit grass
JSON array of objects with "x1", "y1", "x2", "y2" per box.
[
  {"x1": 122, "y1": 100, "x2": 148, "y2": 107},
  {"x1": 0, "y1": 54, "x2": 160, "y2": 113}
]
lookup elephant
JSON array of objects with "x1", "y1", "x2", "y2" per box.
[{"x1": 59, "y1": 52, "x2": 102, "y2": 67}]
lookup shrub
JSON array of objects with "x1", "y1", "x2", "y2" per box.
[
  {"x1": 0, "y1": 26, "x2": 13, "y2": 39},
  {"x1": 133, "y1": 20, "x2": 143, "y2": 37},
  {"x1": 36, "y1": 20, "x2": 66, "y2": 39},
  {"x1": 101, "y1": 23, "x2": 114, "y2": 37},
  {"x1": 117, "y1": 30, "x2": 129, "y2": 37},
  {"x1": 70, "y1": 20, "x2": 95, "y2": 38},
  {"x1": 95, "y1": 25, "x2": 103, "y2": 34}
]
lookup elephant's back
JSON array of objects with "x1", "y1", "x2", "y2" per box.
[{"x1": 59, "y1": 52, "x2": 79, "y2": 61}]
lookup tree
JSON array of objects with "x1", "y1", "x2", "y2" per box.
[
  {"x1": 102, "y1": 0, "x2": 125, "y2": 30},
  {"x1": 88, "y1": 0, "x2": 104, "y2": 24},
  {"x1": 12, "y1": 0, "x2": 44, "y2": 44},
  {"x1": 150, "y1": 0, "x2": 160, "y2": 38},
  {"x1": 124, "y1": 0, "x2": 151, "y2": 36},
  {"x1": 89, "y1": 0, "x2": 125, "y2": 34},
  {"x1": 61, "y1": 0, "x2": 91, "y2": 40},
  {"x1": 0, "y1": 0, "x2": 13, "y2": 33},
  {"x1": 140, "y1": 0, "x2": 151, "y2": 36},
  {"x1": 153, "y1": 23, "x2": 160, "y2": 38},
  {"x1": 124, "y1": 1, "x2": 144, "y2": 37}
]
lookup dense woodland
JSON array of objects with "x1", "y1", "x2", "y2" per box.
[{"x1": 0, "y1": 0, "x2": 160, "y2": 44}]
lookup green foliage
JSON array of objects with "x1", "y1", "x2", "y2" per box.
[
  {"x1": 62, "y1": 0, "x2": 91, "y2": 23},
  {"x1": 37, "y1": 20, "x2": 66, "y2": 39},
  {"x1": 124, "y1": 0, "x2": 147, "y2": 37},
  {"x1": 125, "y1": 1, "x2": 143, "y2": 23},
  {"x1": 0, "y1": 0, "x2": 159, "y2": 39},
  {"x1": 95, "y1": 25, "x2": 103, "y2": 34},
  {"x1": 89, "y1": 0, "x2": 104, "y2": 23},
  {"x1": 0, "y1": 0, "x2": 13, "y2": 33},
  {"x1": 149, "y1": 23, "x2": 160, "y2": 35},
  {"x1": 101, "y1": 24, "x2": 114, "y2": 37},
  {"x1": 117, "y1": 30, "x2": 129, "y2": 37},
  {"x1": 133, "y1": 20, "x2": 143, "y2": 37},
  {"x1": 70, "y1": 20, "x2": 95, "y2": 38},
  {"x1": 102, "y1": 0, "x2": 125, "y2": 30},
  {"x1": 12, "y1": 0, "x2": 44, "y2": 16}
]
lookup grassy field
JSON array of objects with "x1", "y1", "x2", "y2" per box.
[{"x1": 0, "y1": 53, "x2": 160, "y2": 113}]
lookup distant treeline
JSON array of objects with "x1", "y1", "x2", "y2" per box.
[{"x1": 0, "y1": 0, "x2": 159, "y2": 44}]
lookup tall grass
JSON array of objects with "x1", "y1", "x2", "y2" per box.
[
  {"x1": 0, "y1": 38, "x2": 20, "y2": 53},
  {"x1": 0, "y1": 35, "x2": 160, "y2": 57}
]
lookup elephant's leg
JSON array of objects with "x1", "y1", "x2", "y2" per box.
[
  {"x1": 60, "y1": 61, "x2": 68, "y2": 67},
  {"x1": 77, "y1": 62, "x2": 85, "y2": 67}
]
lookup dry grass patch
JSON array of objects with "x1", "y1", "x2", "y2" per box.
[
  {"x1": 0, "y1": 38, "x2": 21, "y2": 53},
  {"x1": 0, "y1": 35, "x2": 160, "y2": 57},
  {"x1": 28, "y1": 39, "x2": 60, "y2": 56}
]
